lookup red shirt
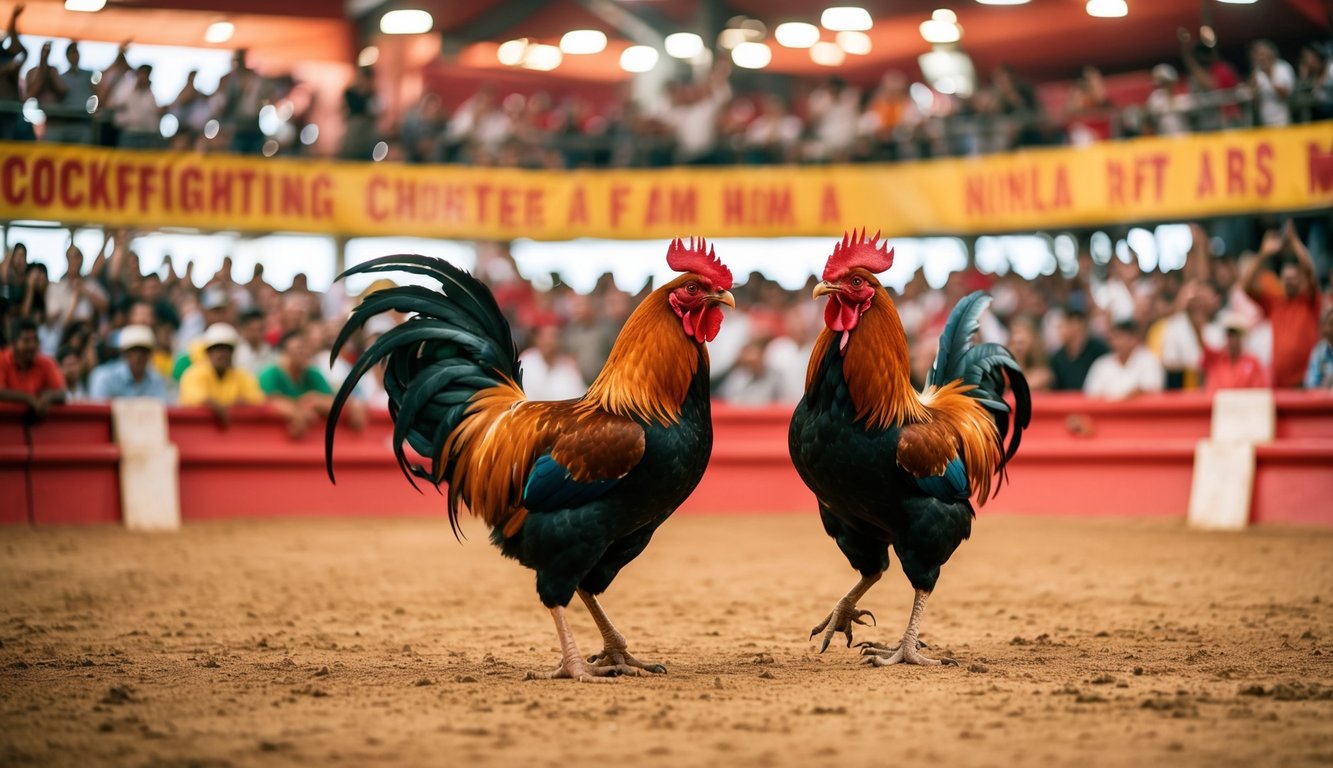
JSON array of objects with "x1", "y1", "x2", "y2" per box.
[
  {"x1": 1256, "y1": 279, "x2": 1322, "y2": 388},
  {"x1": 1201, "y1": 347, "x2": 1268, "y2": 393},
  {"x1": 0, "y1": 348, "x2": 66, "y2": 396}
]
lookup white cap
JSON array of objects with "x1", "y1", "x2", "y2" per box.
[
  {"x1": 1152, "y1": 64, "x2": 1178, "y2": 83},
  {"x1": 118, "y1": 324, "x2": 155, "y2": 351},
  {"x1": 1218, "y1": 311, "x2": 1248, "y2": 333},
  {"x1": 201, "y1": 322, "x2": 240, "y2": 349}
]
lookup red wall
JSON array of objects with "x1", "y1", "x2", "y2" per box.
[{"x1": 2, "y1": 392, "x2": 1331, "y2": 528}]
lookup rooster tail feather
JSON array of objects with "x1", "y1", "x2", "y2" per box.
[
  {"x1": 928, "y1": 293, "x2": 1031, "y2": 494},
  {"x1": 325, "y1": 256, "x2": 521, "y2": 523}
]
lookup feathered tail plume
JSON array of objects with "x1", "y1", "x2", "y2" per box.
[
  {"x1": 324, "y1": 256, "x2": 520, "y2": 514},
  {"x1": 927, "y1": 292, "x2": 1031, "y2": 485}
]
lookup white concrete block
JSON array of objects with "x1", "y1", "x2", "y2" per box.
[
  {"x1": 120, "y1": 445, "x2": 181, "y2": 532},
  {"x1": 110, "y1": 398, "x2": 170, "y2": 450},
  {"x1": 1210, "y1": 389, "x2": 1275, "y2": 444},
  {"x1": 1187, "y1": 440, "x2": 1254, "y2": 531}
]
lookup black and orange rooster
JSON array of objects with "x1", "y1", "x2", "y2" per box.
[
  {"x1": 326, "y1": 239, "x2": 734, "y2": 681},
  {"x1": 789, "y1": 230, "x2": 1030, "y2": 666}
]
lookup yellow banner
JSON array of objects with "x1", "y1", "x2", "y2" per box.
[{"x1": 1, "y1": 123, "x2": 1330, "y2": 241}]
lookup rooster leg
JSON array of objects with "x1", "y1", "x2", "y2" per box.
[
  {"x1": 577, "y1": 590, "x2": 666, "y2": 675},
  {"x1": 861, "y1": 589, "x2": 957, "y2": 667},
  {"x1": 524, "y1": 606, "x2": 617, "y2": 683},
  {"x1": 810, "y1": 572, "x2": 882, "y2": 652}
]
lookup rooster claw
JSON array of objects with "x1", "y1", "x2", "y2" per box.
[
  {"x1": 587, "y1": 648, "x2": 667, "y2": 675},
  {"x1": 810, "y1": 605, "x2": 876, "y2": 653}
]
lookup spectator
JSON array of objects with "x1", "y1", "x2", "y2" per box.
[
  {"x1": 517, "y1": 321, "x2": 585, "y2": 401},
  {"x1": 743, "y1": 94, "x2": 802, "y2": 165},
  {"x1": 662, "y1": 66, "x2": 732, "y2": 165},
  {"x1": 1296, "y1": 43, "x2": 1333, "y2": 122},
  {"x1": 1249, "y1": 40, "x2": 1295, "y2": 127},
  {"x1": 1064, "y1": 67, "x2": 1114, "y2": 146},
  {"x1": 339, "y1": 65, "x2": 379, "y2": 161},
  {"x1": 0, "y1": 4, "x2": 27, "y2": 142},
  {"x1": 1180, "y1": 38, "x2": 1240, "y2": 130},
  {"x1": 719, "y1": 340, "x2": 783, "y2": 406},
  {"x1": 108, "y1": 65, "x2": 163, "y2": 149},
  {"x1": 57, "y1": 343, "x2": 88, "y2": 400},
  {"x1": 806, "y1": 77, "x2": 860, "y2": 161},
  {"x1": 1195, "y1": 311, "x2": 1267, "y2": 394},
  {"x1": 87, "y1": 324, "x2": 168, "y2": 401},
  {"x1": 258, "y1": 329, "x2": 334, "y2": 438},
  {"x1": 234, "y1": 308, "x2": 275, "y2": 374},
  {"x1": 1242, "y1": 223, "x2": 1322, "y2": 387},
  {"x1": 1157, "y1": 280, "x2": 1223, "y2": 390},
  {"x1": 1146, "y1": 64, "x2": 1187, "y2": 136},
  {"x1": 992, "y1": 64, "x2": 1045, "y2": 147},
  {"x1": 1005, "y1": 314, "x2": 1054, "y2": 391},
  {"x1": 562, "y1": 293, "x2": 616, "y2": 385},
  {"x1": 178, "y1": 323, "x2": 265, "y2": 422},
  {"x1": 46, "y1": 246, "x2": 108, "y2": 343},
  {"x1": 1305, "y1": 307, "x2": 1333, "y2": 389},
  {"x1": 24, "y1": 41, "x2": 65, "y2": 112},
  {"x1": 50, "y1": 41, "x2": 96, "y2": 144},
  {"x1": 168, "y1": 70, "x2": 213, "y2": 142},
  {"x1": 1050, "y1": 303, "x2": 1110, "y2": 391},
  {"x1": 0, "y1": 317, "x2": 65, "y2": 416},
  {"x1": 1084, "y1": 319, "x2": 1165, "y2": 400},
  {"x1": 216, "y1": 49, "x2": 266, "y2": 155}
]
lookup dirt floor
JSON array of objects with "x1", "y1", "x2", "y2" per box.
[{"x1": 2, "y1": 514, "x2": 1332, "y2": 768}]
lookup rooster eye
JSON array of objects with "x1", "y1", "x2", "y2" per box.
[
  {"x1": 851, "y1": 277, "x2": 864, "y2": 288},
  {"x1": 686, "y1": 283, "x2": 698, "y2": 295}
]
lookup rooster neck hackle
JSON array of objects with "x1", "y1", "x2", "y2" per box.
[
  {"x1": 808, "y1": 286, "x2": 928, "y2": 430},
  {"x1": 583, "y1": 280, "x2": 702, "y2": 426}
]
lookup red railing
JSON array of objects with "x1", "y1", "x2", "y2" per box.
[{"x1": 2, "y1": 392, "x2": 1331, "y2": 527}]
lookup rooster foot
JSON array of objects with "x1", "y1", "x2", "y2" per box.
[
  {"x1": 587, "y1": 648, "x2": 667, "y2": 675},
  {"x1": 810, "y1": 602, "x2": 876, "y2": 653},
  {"x1": 524, "y1": 657, "x2": 621, "y2": 683},
  {"x1": 860, "y1": 640, "x2": 956, "y2": 667}
]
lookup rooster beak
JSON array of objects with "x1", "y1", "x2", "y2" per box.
[
  {"x1": 710, "y1": 289, "x2": 736, "y2": 309},
  {"x1": 812, "y1": 281, "x2": 837, "y2": 299}
]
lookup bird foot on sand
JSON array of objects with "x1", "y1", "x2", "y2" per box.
[
  {"x1": 810, "y1": 602, "x2": 876, "y2": 652},
  {"x1": 524, "y1": 657, "x2": 622, "y2": 683},
  {"x1": 860, "y1": 639, "x2": 956, "y2": 667},
  {"x1": 587, "y1": 648, "x2": 667, "y2": 675}
]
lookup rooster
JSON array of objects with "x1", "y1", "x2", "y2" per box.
[
  {"x1": 326, "y1": 239, "x2": 734, "y2": 681},
  {"x1": 789, "y1": 230, "x2": 1030, "y2": 666}
]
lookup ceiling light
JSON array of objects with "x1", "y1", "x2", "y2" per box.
[
  {"x1": 380, "y1": 9, "x2": 433, "y2": 35},
  {"x1": 836, "y1": 30, "x2": 871, "y2": 55},
  {"x1": 204, "y1": 21, "x2": 234, "y2": 44},
  {"x1": 1085, "y1": 0, "x2": 1128, "y2": 17},
  {"x1": 664, "y1": 32, "x2": 704, "y2": 59},
  {"x1": 522, "y1": 44, "x2": 563, "y2": 71},
  {"x1": 919, "y1": 10, "x2": 962, "y2": 44},
  {"x1": 731, "y1": 41, "x2": 772, "y2": 69},
  {"x1": 620, "y1": 45, "x2": 659, "y2": 73},
  {"x1": 820, "y1": 7, "x2": 873, "y2": 32},
  {"x1": 497, "y1": 39, "x2": 529, "y2": 67},
  {"x1": 1216, "y1": 0, "x2": 1256, "y2": 3},
  {"x1": 810, "y1": 41, "x2": 845, "y2": 66},
  {"x1": 976, "y1": 0, "x2": 1029, "y2": 4},
  {"x1": 775, "y1": 22, "x2": 820, "y2": 48},
  {"x1": 358, "y1": 46, "x2": 379, "y2": 67},
  {"x1": 559, "y1": 29, "x2": 607, "y2": 55},
  {"x1": 64, "y1": 0, "x2": 106, "y2": 11}
]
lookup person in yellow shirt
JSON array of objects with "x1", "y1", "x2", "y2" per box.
[{"x1": 178, "y1": 323, "x2": 264, "y2": 424}]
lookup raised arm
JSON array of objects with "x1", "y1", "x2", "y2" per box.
[
  {"x1": 1241, "y1": 228, "x2": 1283, "y2": 302},
  {"x1": 1282, "y1": 219, "x2": 1317, "y2": 297}
]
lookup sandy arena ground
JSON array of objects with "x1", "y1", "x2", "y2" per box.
[{"x1": 2, "y1": 514, "x2": 1332, "y2": 768}]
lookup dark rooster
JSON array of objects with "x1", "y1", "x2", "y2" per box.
[
  {"x1": 326, "y1": 239, "x2": 734, "y2": 681},
  {"x1": 789, "y1": 230, "x2": 1029, "y2": 666}
]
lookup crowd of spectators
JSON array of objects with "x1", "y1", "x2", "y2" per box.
[
  {"x1": 1, "y1": 0, "x2": 1329, "y2": 165},
  {"x1": 1, "y1": 221, "x2": 1330, "y2": 432}
]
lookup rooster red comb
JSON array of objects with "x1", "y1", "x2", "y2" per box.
[
  {"x1": 822, "y1": 229, "x2": 895, "y2": 281},
  {"x1": 666, "y1": 237, "x2": 733, "y2": 290}
]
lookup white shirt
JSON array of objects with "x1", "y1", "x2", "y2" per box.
[
  {"x1": 764, "y1": 336, "x2": 813, "y2": 405},
  {"x1": 1147, "y1": 87, "x2": 1187, "y2": 135},
  {"x1": 1158, "y1": 312, "x2": 1224, "y2": 370},
  {"x1": 518, "y1": 349, "x2": 586, "y2": 401},
  {"x1": 110, "y1": 78, "x2": 162, "y2": 133},
  {"x1": 1084, "y1": 347, "x2": 1165, "y2": 400},
  {"x1": 664, "y1": 83, "x2": 732, "y2": 161},
  {"x1": 1254, "y1": 60, "x2": 1295, "y2": 127}
]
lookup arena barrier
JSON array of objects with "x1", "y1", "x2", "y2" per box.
[{"x1": 1, "y1": 391, "x2": 1330, "y2": 527}]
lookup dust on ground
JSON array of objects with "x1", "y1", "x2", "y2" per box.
[{"x1": 2, "y1": 514, "x2": 1331, "y2": 768}]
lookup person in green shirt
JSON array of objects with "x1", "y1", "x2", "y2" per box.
[{"x1": 258, "y1": 329, "x2": 333, "y2": 438}]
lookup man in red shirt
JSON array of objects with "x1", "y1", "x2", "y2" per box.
[
  {"x1": 1196, "y1": 312, "x2": 1268, "y2": 394},
  {"x1": 0, "y1": 318, "x2": 67, "y2": 417},
  {"x1": 1243, "y1": 222, "x2": 1323, "y2": 388}
]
